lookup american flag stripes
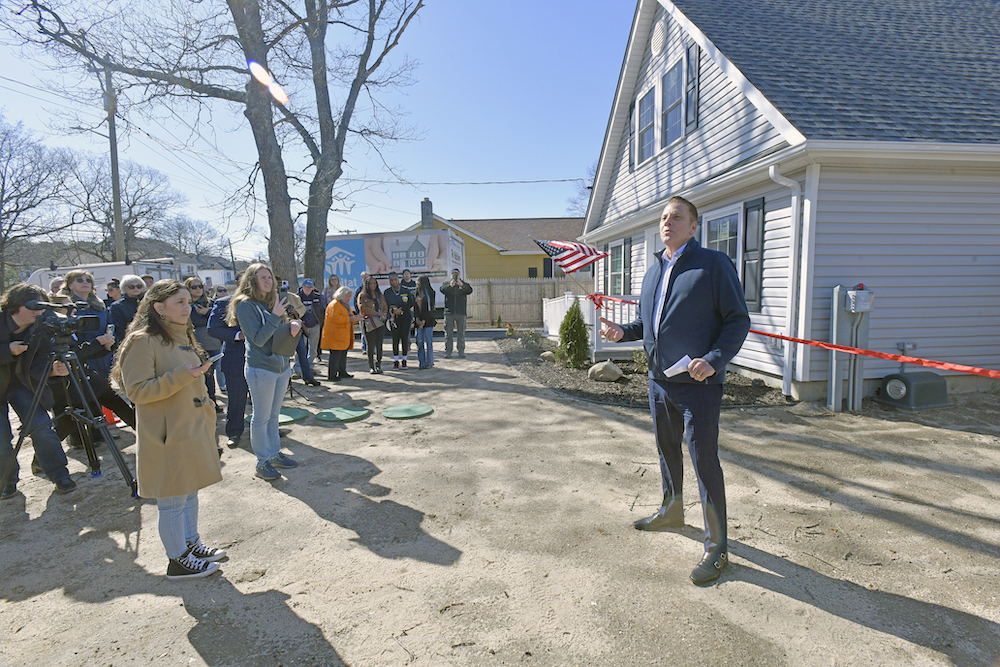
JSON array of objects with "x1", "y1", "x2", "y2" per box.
[{"x1": 533, "y1": 240, "x2": 609, "y2": 273}]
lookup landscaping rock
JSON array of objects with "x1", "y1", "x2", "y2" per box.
[
  {"x1": 540, "y1": 351, "x2": 556, "y2": 362},
  {"x1": 588, "y1": 360, "x2": 623, "y2": 382}
]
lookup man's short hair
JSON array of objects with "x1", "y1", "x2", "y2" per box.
[
  {"x1": 1, "y1": 282, "x2": 47, "y2": 314},
  {"x1": 388, "y1": 271, "x2": 398, "y2": 278},
  {"x1": 667, "y1": 196, "x2": 698, "y2": 222}
]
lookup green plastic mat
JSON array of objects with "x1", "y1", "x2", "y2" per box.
[
  {"x1": 382, "y1": 404, "x2": 434, "y2": 420},
  {"x1": 244, "y1": 406, "x2": 311, "y2": 424},
  {"x1": 315, "y1": 407, "x2": 370, "y2": 422}
]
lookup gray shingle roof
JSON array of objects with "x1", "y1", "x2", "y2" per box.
[
  {"x1": 448, "y1": 218, "x2": 586, "y2": 252},
  {"x1": 670, "y1": 0, "x2": 1000, "y2": 142}
]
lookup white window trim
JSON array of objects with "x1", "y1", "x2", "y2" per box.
[
  {"x1": 608, "y1": 240, "x2": 626, "y2": 295},
  {"x1": 660, "y1": 56, "x2": 685, "y2": 151},
  {"x1": 635, "y1": 86, "x2": 657, "y2": 165},
  {"x1": 700, "y1": 204, "x2": 743, "y2": 282}
]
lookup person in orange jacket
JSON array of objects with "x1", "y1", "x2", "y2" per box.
[{"x1": 320, "y1": 287, "x2": 362, "y2": 381}]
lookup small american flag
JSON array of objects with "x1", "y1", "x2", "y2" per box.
[{"x1": 533, "y1": 240, "x2": 609, "y2": 273}]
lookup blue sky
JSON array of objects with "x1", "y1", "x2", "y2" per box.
[{"x1": 0, "y1": 1, "x2": 636, "y2": 259}]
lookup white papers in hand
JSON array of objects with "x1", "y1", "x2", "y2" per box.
[{"x1": 664, "y1": 355, "x2": 693, "y2": 377}]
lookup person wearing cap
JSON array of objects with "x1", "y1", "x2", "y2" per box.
[
  {"x1": 0, "y1": 282, "x2": 77, "y2": 500},
  {"x1": 439, "y1": 268, "x2": 473, "y2": 358},
  {"x1": 298, "y1": 278, "x2": 326, "y2": 367}
]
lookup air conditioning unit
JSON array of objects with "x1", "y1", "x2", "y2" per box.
[{"x1": 875, "y1": 371, "x2": 950, "y2": 410}]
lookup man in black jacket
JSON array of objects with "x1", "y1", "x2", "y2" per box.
[
  {"x1": 208, "y1": 295, "x2": 249, "y2": 449},
  {"x1": 439, "y1": 268, "x2": 473, "y2": 358},
  {"x1": 0, "y1": 283, "x2": 77, "y2": 499},
  {"x1": 601, "y1": 196, "x2": 750, "y2": 585}
]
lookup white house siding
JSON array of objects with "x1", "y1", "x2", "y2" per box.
[
  {"x1": 598, "y1": 4, "x2": 786, "y2": 227},
  {"x1": 693, "y1": 185, "x2": 795, "y2": 379},
  {"x1": 807, "y1": 167, "x2": 1000, "y2": 381}
]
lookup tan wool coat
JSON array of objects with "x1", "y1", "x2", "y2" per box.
[{"x1": 119, "y1": 322, "x2": 222, "y2": 499}]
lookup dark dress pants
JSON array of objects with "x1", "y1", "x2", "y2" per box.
[
  {"x1": 649, "y1": 379, "x2": 726, "y2": 553},
  {"x1": 327, "y1": 349, "x2": 348, "y2": 379},
  {"x1": 221, "y1": 355, "x2": 249, "y2": 439}
]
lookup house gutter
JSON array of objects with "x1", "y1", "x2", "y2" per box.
[{"x1": 767, "y1": 165, "x2": 801, "y2": 397}]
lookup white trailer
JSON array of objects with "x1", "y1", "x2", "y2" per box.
[{"x1": 26, "y1": 260, "x2": 181, "y2": 301}]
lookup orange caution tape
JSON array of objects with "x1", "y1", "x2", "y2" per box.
[{"x1": 586, "y1": 293, "x2": 1000, "y2": 380}]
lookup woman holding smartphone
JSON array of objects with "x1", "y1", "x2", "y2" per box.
[
  {"x1": 114, "y1": 279, "x2": 225, "y2": 580},
  {"x1": 227, "y1": 263, "x2": 302, "y2": 482}
]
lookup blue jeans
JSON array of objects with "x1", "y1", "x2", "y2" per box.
[
  {"x1": 245, "y1": 364, "x2": 291, "y2": 463},
  {"x1": 415, "y1": 327, "x2": 434, "y2": 368},
  {"x1": 291, "y1": 335, "x2": 315, "y2": 382},
  {"x1": 157, "y1": 492, "x2": 199, "y2": 559},
  {"x1": 1, "y1": 385, "x2": 71, "y2": 487}
]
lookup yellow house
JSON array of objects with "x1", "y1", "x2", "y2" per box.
[{"x1": 407, "y1": 216, "x2": 585, "y2": 279}]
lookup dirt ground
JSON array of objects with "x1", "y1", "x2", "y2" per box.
[{"x1": 1, "y1": 338, "x2": 998, "y2": 666}]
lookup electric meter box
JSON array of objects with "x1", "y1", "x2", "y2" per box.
[
  {"x1": 875, "y1": 371, "x2": 950, "y2": 410},
  {"x1": 846, "y1": 289, "x2": 875, "y2": 313}
]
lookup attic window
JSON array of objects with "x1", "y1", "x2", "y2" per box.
[
  {"x1": 637, "y1": 89, "x2": 655, "y2": 163},
  {"x1": 661, "y1": 60, "x2": 683, "y2": 148}
]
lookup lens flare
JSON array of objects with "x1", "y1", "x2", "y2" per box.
[{"x1": 247, "y1": 60, "x2": 288, "y2": 104}]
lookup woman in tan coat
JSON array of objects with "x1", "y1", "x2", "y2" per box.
[
  {"x1": 320, "y1": 286, "x2": 362, "y2": 381},
  {"x1": 114, "y1": 279, "x2": 225, "y2": 580}
]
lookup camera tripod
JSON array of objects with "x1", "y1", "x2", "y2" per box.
[{"x1": 0, "y1": 338, "x2": 138, "y2": 497}]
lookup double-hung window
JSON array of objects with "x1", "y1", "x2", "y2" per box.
[
  {"x1": 702, "y1": 199, "x2": 766, "y2": 311},
  {"x1": 609, "y1": 243, "x2": 624, "y2": 294},
  {"x1": 637, "y1": 90, "x2": 656, "y2": 163},
  {"x1": 661, "y1": 61, "x2": 683, "y2": 148}
]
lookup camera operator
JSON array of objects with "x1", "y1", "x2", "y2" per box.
[{"x1": 0, "y1": 283, "x2": 77, "y2": 500}]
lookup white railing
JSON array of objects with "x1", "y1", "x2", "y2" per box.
[{"x1": 542, "y1": 292, "x2": 642, "y2": 358}]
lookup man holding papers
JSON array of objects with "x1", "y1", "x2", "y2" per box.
[{"x1": 601, "y1": 196, "x2": 750, "y2": 585}]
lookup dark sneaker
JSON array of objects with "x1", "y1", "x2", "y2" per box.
[
  {"x1": 401, "y1": 360, "x2": 407, "y2": 369},
  {"x1": 54, "y1": 477, "x2": 77, "y2": 495},
  {"x1": 255, "y1": 460, "x2": 281, "y2": 481},
  {"x1": 393, "y1": 360, "x2": 400, "y2": 370},
  {"x1": 270, "y1": 453, "x2": 298, "y2": 469},
  {"x1": 166, "y1": 549, "x2": 220, "y2": 580},
  {"x1": 226, "y1": 436, "x2": 241, "y2": 449},
  {"x1": 457, "y1": 353, "x2": 466, "y2": 358},
  {"x1": 340, "y1": 373, "x2": 354, "y2": 379},
  {"x1": 1, "y1": 484, "x2": 17, "y2": 500},
  {"x1": 187, "y1": 539, "x2": 227, "y2": 562}
]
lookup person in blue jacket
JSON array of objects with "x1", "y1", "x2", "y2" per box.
[
  {"x1": 601, "y1": 196, "x2": 750, "y2": 585},
  {"x1": 208, "y1": 293, "x2": 248, "y2": 450}
]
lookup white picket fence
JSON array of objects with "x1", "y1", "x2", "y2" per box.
[{"x1": 542, "y1": 292, "x2": 642, "y2": 360}]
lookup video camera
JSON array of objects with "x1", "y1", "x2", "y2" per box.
[{"x1": 26, "y1": 300, "x2": 102, "y2": 338}]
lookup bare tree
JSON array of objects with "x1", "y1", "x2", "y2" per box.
[
  {"x1": 0, "y1": 115, "x2": 75, "y2": 289},
  {"x1": 61, "y1": 154, "x2": 186, "y2": 261},
  {"x1": 9, "y1": 0, "x2": 424, "y2": 286},
  {"x1": 566, "y1": 161, "x2": 598, "y2": 217},
  {"x1": 158, "y1": 215, "x2": 223, "y2": 259}
]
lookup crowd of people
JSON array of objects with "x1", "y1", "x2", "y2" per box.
[{"x1": 1, "y1": 263, "x2": 474, "y2": 580}]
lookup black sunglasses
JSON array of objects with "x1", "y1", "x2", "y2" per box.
[
  {"x1": 74, "y1": 277, "x2": 93, "y2": 284},
  {"x1": 215, "y1": 287, "x2": 228, "y2": 293},
  {"x1": 190, "y1": 284, "x2": 204, "y2": 289}
]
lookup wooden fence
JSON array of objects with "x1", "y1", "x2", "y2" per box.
[{"x1": 466, "y1": 277, "x2": 591, "y2": 327}]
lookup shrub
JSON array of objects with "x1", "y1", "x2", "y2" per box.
[
  {"x1": 496, "y1": 315, "x2": 503, "y2": 327},
  {"x1": 556, "y1": 297, "x2": 591, "y2": 369},
  {"x1": 519, "y1": 328, "x2": 544, "y2": 352},
  {"x1": 505, "y1": 322, "x2": 516, "y2": 337},
  {"x1": 631, "y1": 348, "x2": 648, "y2": 374}
]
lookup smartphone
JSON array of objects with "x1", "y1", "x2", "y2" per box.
[
  {"x1": 207, "y1": 351, "x2": 225, "y2": 364},
  {"x1": 278, "y1": 281, "x2": 289, "y2": 299},
  {"x1": 106, "y1": 324, "x2": 115, "y2": 336}
]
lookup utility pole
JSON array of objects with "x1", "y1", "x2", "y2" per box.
[{"x1": 101, "y1": 62, "x2": 126, "y2": 263}]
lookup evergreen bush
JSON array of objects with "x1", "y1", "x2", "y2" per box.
[{"x1": 556, "y1": 297, "x2": 591, "y2": 368}]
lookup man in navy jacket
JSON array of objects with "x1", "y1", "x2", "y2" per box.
[
  {"x1": 601, "y1": 196, "x2": 750, "y2": 585},
  {"x1": 208, "y1": 295, "x2": 248, "y2": 449}
]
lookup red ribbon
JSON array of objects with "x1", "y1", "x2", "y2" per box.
[{"x1": 586, "y1": 292, "x2": 1000, "y2": 380}]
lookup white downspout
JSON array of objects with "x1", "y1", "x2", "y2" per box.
[
  {"x1": 797, "y1": 164, "x2": 821, "y2": 386},
  {"x1": 768, "y1": 165, "x2": 801, "y2": 397}
]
